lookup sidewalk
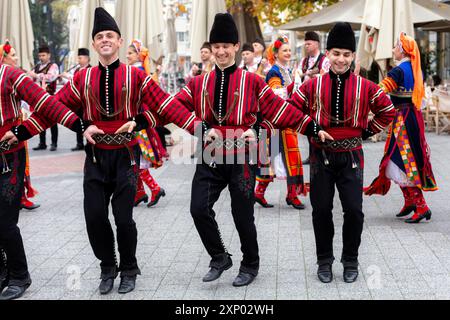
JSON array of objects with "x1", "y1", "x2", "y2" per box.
[{"x1": 17, "y1": 126, "x2": 450, "y2": 300}]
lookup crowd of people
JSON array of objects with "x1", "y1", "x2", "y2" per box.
[{"x1": 0, "y1": 7, "x2": 438, "y2": 300}]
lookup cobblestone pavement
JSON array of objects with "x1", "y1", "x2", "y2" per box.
[{"x1": 14, "y1": 126, "x2": 450, "y2": 300}]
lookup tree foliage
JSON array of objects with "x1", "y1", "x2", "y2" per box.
[
  {"x1": 227, "y1": 0, "x2": 339, "y2": 27},
  {"x1": 29, "y1": 0, "x2": 78, "y2": 67}
]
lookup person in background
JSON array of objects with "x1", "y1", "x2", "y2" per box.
[
  {"x1": 28, "y1": 45, "x2": 60, "y2": 152},
  {"x1": 364, "y1": 33, "x2": 438, "y2": 224}
]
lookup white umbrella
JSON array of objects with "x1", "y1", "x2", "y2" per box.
[
  {"x1": 164, "y1": 3, "x2": 178, "y2": 56},
  {"x1": 116, "y1": 0, "x2": 164, "y2": 65},
  {"x1": 67, "y1": 5, "x2": 82, "y2": 68},
  {"x1": 357, "y1": 0, "x2": 414, "y2": 74},
  {"x1": 279, "y1": 0, "x2": 450, "y2": 32},
  {"x1": 78, "y1": 0, "x2": 105, "y2": 66},
  {"x1": 190, "y1": 0, "x2": 227, "y2": 63},
  {"x1": 0, "y1": 0, "x2": 35, "y2": 70}
]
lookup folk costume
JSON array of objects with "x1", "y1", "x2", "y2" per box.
[
  {"x1": 16, "y1": 8, "x2": 198, "y2": 294},
  {"x1": 289, "y1": 23, "x2": 395, "y2": 281},
  {"x1": 364, "y1": 33, "x2": 438, "y2": 223},
  {"x1": 129, "y1": 39, "x2": 167, "y2": 208},
  {"x1": 32, "y1": 44, "x2": 60, "y2": 151},
  {"x1": 176, "y1": 14, "x2": 321, "y2": 286},
  {"x1": 300, "y1": 31, "x2": 330, "y2": 82},
  {"x1": 0, "y1": 61, "x2": 81, "y2": 300},
  {"x1": 255, "y1": 37, "x2": 308, "y2": 210}
]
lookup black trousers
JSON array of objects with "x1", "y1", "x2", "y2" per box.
[
  {"x1": 190, "y1": 162, "x2": 259, "y2": 275},
  {"x1": 0, "y1": 149, "x2": 31, "y2": 285},
  {"x1": 76, "y1": 131, "x2": 84, "y2": 146},
  {"x1": 310, "y1": 146, "x2": 365, "y2": 267},
  {"x1": 83, "y1": 145, "x2": 141, "y2": 278},
  {"x1": 39, "y1": 124, "x2": 58, "y2": 147}
]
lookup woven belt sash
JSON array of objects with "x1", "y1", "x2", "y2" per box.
[
  {"x1": 92, "y1": 133, "x2": 134, "y2": 146},
  {"x1": 313, "y1": 136, "x2": 362, "y2": 151}
]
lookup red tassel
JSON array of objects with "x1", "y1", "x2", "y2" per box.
[
  {"x1": 364, "y1": 175, "x2": 391, "y2": 196},
  {"x1": 244, "y1": 164, "x2": 250, "y2": 180}
]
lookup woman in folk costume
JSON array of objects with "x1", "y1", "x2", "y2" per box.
[
  {"x1": 0, "y1": 41, "x2": 40, "y2": 211},
  {"x1": 127, "y1": 39, "x2": 167, "y2": 208},
  {"x1": 365, "y1": 33, "x2": 438, "y2": 223},
  {"x1": 255, "y1": 36, "x2": 307, "y2": 210}
]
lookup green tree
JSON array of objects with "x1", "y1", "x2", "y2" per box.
[
  {"x1": 227, "y1": 0, "x2": 339, "y2": 27},
  {"x1": 29, "y1": 0, "x2": 79, "y2": 68}
]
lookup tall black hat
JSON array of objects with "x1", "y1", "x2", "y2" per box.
[
  {"x1": 209, "y1": 13, "x2": 239, "y2": 44},
  {"x1": 305, "y1": 31, "x2": 320, "y2": 43},
  {"x1": 78, "y1": 48, "x2": 90, "y2": 57},
  {"x1": 92, "y1": 7, "x2": 121, "y2": 39},
  {"x1": 38, "y1": 44, "x2": 50, "y2": 54},
  {"x1": 326, "y1": 22, "x2": 355, "y2": 52},
  {"x1": 241, "y1": 43, "x2": 254, "y2": 53},
  {"x1": 253, "y1": 37, "x2": 266, "y2": 50}
]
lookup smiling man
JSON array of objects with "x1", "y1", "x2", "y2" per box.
[
  {"x1": 289, "y1": 22, "x2": 395, "y2": 284},
  {"x1": 176, "y1": 13, "x2": 332, "y2": 288},
  {"x1": 3, "y1": 7, "x2": 199, "y2": 296}
]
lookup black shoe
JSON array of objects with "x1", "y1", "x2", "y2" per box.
[
  {"x1": 49, "y1": 145, "x2": 57, "y2": 152},
  {"x1": 118, "y1": 276, "x2": 136, "y2": 294},
  {"x1": 302, "y1": 157, "x2": 310, "y2": 165},
  {"x1": 343, "y1": 267, "x2": 359, "y2": 283},
  {"x1": 20, "y1": 202, "x2": 40, "y2": 211},
  {"x1": 396, "y1": 205, "x2": 416, "y2": 217},
  {"x1": 202, "y1": 259, "x2": 233, "y2": 282},
  {"x1": 99, "y1": 278, "x2": 115, "y2": 295},
  {"x1": 147, "y1": 189, "x2": 166, "y2": 208},
  {"x1": 286, "y1": 198, "x2": 306, "y2": 210},
  {"x1": 232, "y1": 271, "x2": 256, "y2": 287},
  {"x1": 254, "y1": 197, "x2": 274, "y2": 208},
  {"x1": 33, "y1": 144, "x2": 47, "y2": 151},
  {"x1": 405, "y1": 210, "x2": 432, "y2": 223},
  {"x1": 134, "y1": 194, "x2": 149, "y2": 207},
  {"x1": 0, "y1": 283, "x2": 30, "y2": 300},
  {"x1": 317, "y1": 264, "x2": 333, "y2": 283},
  {"x1": 0, "y1": 276, "x2": 7, "y2": 293},
  {"x1": 71, "y1": 144, "x2": 84, "y2": 152}
]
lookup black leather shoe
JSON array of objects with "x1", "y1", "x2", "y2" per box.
[
  {"x1": 255, "y1": 197, "x2": 274, "y2": 208},
  {"x1": 99, "y1": 278, "x2": 115, "y2": 295},
  {"x1": 49, "y1": 145, "x2": 57, "y2": 152},
  {"x1": 134, "y1": 194, "x2": 149, "y2": 207},
  {"x1": 343, "y1": 267, "x2": 359, "y2": 283},
  {"x1": 396, "y1": 205, "x2": 416, "y2": 217},
  {"x1": 202, "y1": 259, "x2": 233, "y2": 282},
  {"x1": 405, "y1": 210, "x2": 432, "y2": 224},
  {"x1": 0, "y1": 283, "x2": 30, "y2": 300},
  {"x1": 317, "y1": 264, "x2": 333, "y2": 283},
  {"x1": 286, "y1": 198, "x2": 306, "y2": 210},
  {"x1": 71, "y1": 144, "x2": 84, "y2": 152},
  {"x1": 147, "y1": 189, "x2": 166, "y2": 208},
  {"x1": 302, "y1": 157, "x2": 310, "y2": 165},
  {"x1": 33, "y1": 144, "x2": 47, "y2": 151},
  {"x1": 232, "y1": 272, "x2": 256, "y2": 287},
  {"x1": 118, "y1": 276, "x2": 136, "y2": 294}
]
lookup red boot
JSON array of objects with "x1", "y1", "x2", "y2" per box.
[
  {"x1": 141, "y1": 170, "x2": 165, "y2": 207},
  {"x1": 134, "y1": 173, "x2": 149, "y2": 207},
  {"x1": 397, "y1": 187, "x2": 416, "y2": 217},
  {"x1": 286, "y1": 185, "x2": 306, "y2": 210},
  {"x1": 255, "y1": 181, "x2": 274, "y2": 208},
  {"x1": 20, "y1": 194, "x2": 40, "y2": 210},
  {"x1": 405, "y1": 188, "x2": 432, "y2": 223}
]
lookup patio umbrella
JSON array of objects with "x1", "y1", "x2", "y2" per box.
[
  {"x1": 0, "y1": 0, "x2": 35, "y2": 70},
  {"x1": 67, "y1": 5, "x2": 82, "y2": 68},
  {"x1": 190, "y1": 0, "x2": 226, "y2": 63},
  {"x1": 116, "y1": 0, "x2": 165, "y2": 65},
  {"x1": 279, "y1": 0, "x2": 450, "y2": 32},
  {"x1": 357, "y1": 0, "x2": 414, "y2": 75},
  {"x1": 78, "y1": 0, "x2": 105, "y2": 66}
]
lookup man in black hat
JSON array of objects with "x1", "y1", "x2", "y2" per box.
[
  {"x1": 62, "y1": 48, "x2": 92, "y2": 151},
  {"x1": 252, "y1": 38, "x2": 270, "y2": 77},
  {"x1": 240, "y1": 43, "x2": 258, "y2": 73},
  {"x1": 28, "y1": 45, "x2": 60, "y2": 152},
  {"x1": 10, "y1": 7, "x2": 200, "y2": 296},
  {"x1": 299, "y1": 31, "x2": 330, "y2": 165},
  {"x1": 176, "y1": 13, "x2": 332, "y2": 287},
  {"x1": 289, "y1": 22, "x2": 395, "y2": 284}
]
